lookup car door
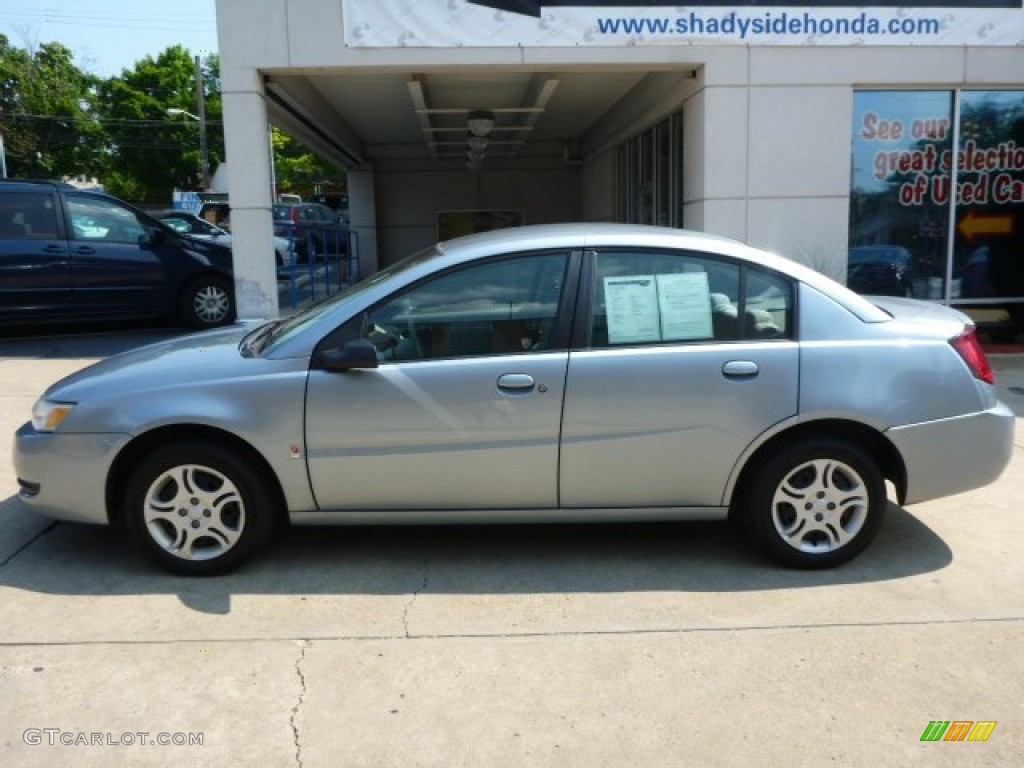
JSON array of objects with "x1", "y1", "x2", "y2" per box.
[
  {"x1": 64, "y1": 193, "x2": 169, "y2": 317},
  {"x1": 559, "y1": 248, "x2": 799, "y2": 509},
  {"x1": 305, "y1": 250, "x2": 575, "y2": 511},
  {"x1": 0, "y1": 187, "x2": 71, "y2": 322}
]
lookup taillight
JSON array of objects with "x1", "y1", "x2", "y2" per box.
[{"x1": 950, "y1": 326, "x2": 995, "y2": 385}]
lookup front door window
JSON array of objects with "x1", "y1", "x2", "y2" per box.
[{"x1": 345, "y1": 251, "x2": 569, "y2": 361}]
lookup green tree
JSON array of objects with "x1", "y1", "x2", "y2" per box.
[
  {"x1": 0, "y1": 34, "x2": 103, "y2": 178},
  {"x1": 1, "y1": 35, "x2": 344, "y2": 204},
  {"x1": 271, "y1": 126, "x2": 346, "y2": 200},
  {"x1": 96, "y1": 45, "x2": 224, "y2": 203}
]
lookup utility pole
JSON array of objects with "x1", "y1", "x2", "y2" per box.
[
  {"x1": 0, "y1": 104, "x2": 7, "y2": 178},
  {"x1": 195, "y1": 55, "x2": 210, "y2": 190}
]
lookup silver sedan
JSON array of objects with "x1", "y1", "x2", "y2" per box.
[{"x1": 13, "y1": 224, "x2": 1016, "y2": 575}]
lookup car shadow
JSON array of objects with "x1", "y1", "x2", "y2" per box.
[{"x1": 0, "y1": 500, "x2": 952, "y2": 614}]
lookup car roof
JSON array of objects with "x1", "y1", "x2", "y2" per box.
[
  {"x1": 849, "y1": 245, "x2": 910, "y2": 254},
  {"x1": 0, "y1": 178, "x2": 74, "y2": 189},
  {"x1": 0, "y1": 179, "x2": 111, "y2": 195},
  {"x1": 0, "y1": 180, "x2": 165, "y2": 221},
  {"x1": 437, "y1": 223, "x2": 844, "y2": 285},
  {"x1": 449, "y1": 224, "x2": 889, "y2": 318},
  {"x1": 437, "y1": 222, "x2": 735, "y2": 256}
]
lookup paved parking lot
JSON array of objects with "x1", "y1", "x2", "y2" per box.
[{"x1": 1, "y1": 329, "x2": 1022, "y2": 767}]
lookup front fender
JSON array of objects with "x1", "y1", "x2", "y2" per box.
[{"x1": 77, "y1": 361, "x2": 317, "y2": 513}]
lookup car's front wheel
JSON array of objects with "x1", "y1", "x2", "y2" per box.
[
  {"x1": 124, "y1": 441, "x2": 275, "y2": 575},
  {"x1": 180, "y1": 275, "x2": 234, "y2": 328},
  {"x1": 743, "y1": 438, "x2": 885, "y2": 568}
]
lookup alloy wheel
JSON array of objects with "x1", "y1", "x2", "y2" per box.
[
  {"x1": 770, "y1": 458, "x2": 868, "y2": 554},
  {"x1": 143, "y1": 464, "x2": 245, "y2": 561}
]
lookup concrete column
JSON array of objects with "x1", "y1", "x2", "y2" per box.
[
  {"x1": 346, "y1": 167, "x2": 378, "y2": 276},
  {"x1": 682, "y1": 85, "x2": 750, "y2": 243},
  {"x1": 221, "y1": 86, "x2": 279, "y2": 320}
]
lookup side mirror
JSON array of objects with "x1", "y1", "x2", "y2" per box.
[
  {"x1": 141, "y1": 227, "x2": 166, "y2": 247},
  {"x1": 316, "y1": 339, "x2": 379, "y2": 371}
]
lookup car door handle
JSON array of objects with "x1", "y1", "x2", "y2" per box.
[
  {"x1": 722, "y1": 360, "x2": 759, "y2": 379},
  {"x1": 72, "y1": 246, "x2": 96, "y2": 255},
  {"x1": 497, "y1": 373, "x2": 535, "y2": 392},
  {"x1": 41, "y1": 244, "x2": 66, "y2": 254}
]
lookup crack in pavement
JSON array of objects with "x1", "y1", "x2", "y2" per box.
[
  {"x1": 290, "y1": 640, "x2": 309, "y2": 768},
  {"x1": 0, "y1": 521, "x2": 59, "y2": 569},
  {"x1": 3, "y1": 615, "x2": 1021, "y2": 649},
  {"x1": 402, "y1": 567, "x2": 431, "y2": 639}
]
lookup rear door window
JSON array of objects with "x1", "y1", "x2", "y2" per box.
[
  {"x1": 590, "y1": 250, "x2": 741, "y2": 346},
  {"x1": 0, "y1": 191, "x2": 60, "y2": 239},
  {"x1": 587, "y1": 249, "x2": 793, "y2": 347}
]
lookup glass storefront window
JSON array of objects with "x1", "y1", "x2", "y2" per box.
[
  {"x1": 849, "y1": 91, "x2": 954, "y2": 299},
  {"x1": 636, "y1": 131, "x2": 654, "y2": 224},
  {"x1": 955, "y1": 91, "x2": 1024, "y2": 303},
  {"x1": 673, "y1": 115, "x2": 685, "y2": 228},
  {"x1": 656, "y1": 121, "x2": 671, "y2": 226},
  {"x1": 850, "y1": 89, "x2": 1024, "y2": 342},
  {"x1": 616, "y1": 145, "x2": 629, "y2": 223},
  {"x1": 617, "y1": 112, "x2": 685, "y2": 229}
]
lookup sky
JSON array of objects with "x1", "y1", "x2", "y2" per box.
[{"x1": 0, "y1": 0, "x2": 220, "y2": 78}]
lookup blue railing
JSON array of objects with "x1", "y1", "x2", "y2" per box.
[{"x1": 276, "y1": 224, "x2": 360, "y2": 310}]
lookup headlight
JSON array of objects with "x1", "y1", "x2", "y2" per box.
[{"x1": 31, "y1": 400, "x2": 76, "y2": 432}]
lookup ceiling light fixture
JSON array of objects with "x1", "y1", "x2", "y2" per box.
[{"x1": 466, "y1": 110, "x2": 495, "y2": 137}]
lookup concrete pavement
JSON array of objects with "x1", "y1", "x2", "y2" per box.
[{"x1": 1, "y1": 330, "x2": 1022, "y2": 766}]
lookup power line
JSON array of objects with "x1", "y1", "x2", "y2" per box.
[
  {"x1": 1, "y1": 114, "x2": 223, "y2": 127},
  {"x1": 0, "y1": 8, "x2": 215, "y2": 34}
]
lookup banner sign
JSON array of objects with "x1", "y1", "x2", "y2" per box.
[{"x1": 342, "y1": 1, "x2": 1024, "y2": 47}]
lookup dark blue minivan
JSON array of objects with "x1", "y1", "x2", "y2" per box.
[{"x1": 0, "y1": 180, "x2": 235, "y2": 329}]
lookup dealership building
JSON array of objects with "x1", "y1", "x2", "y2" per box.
[{"x1": 216, "y1": 0, "x2": 1024, "y2": 334}]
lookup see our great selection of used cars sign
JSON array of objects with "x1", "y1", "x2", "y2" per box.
[{"x1": 341, "y1": 1, "x2": 1024, "y2": 47}]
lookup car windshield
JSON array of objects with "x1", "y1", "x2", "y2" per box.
[{"x1": 244, "y1": 245, "x2": 442, "y2": 356}]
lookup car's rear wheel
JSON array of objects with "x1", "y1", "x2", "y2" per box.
[
  {"x1": 124, "y1": 441, "x2": 275, "y2": 575},
  {"x1": 743, "y1": 438, "x2": 885, "y2": 568},
  {"x1": 180, "y1": 275, "x2": 234, "y2": 328}
]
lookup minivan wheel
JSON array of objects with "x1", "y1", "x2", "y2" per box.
[
  {"x1": 124, "y1": 441, "x2": 275, "y2": 576},
  {"x1": 744, "y1": 439, "x2": 885, "y2": 568},
  {"x1": 180, "y1": 275, "x2": 234, "y2": 328}
]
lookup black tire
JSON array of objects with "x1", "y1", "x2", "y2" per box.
[
  {"x1": 124, "y1": 441, "x2": 276, "y2": 576},
  {"x1": 742, "y1": 438, "x2": 885, "y2": 568},
  {"x1": 179, "y1": 275, "x2": 235, "y2": 329}
]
